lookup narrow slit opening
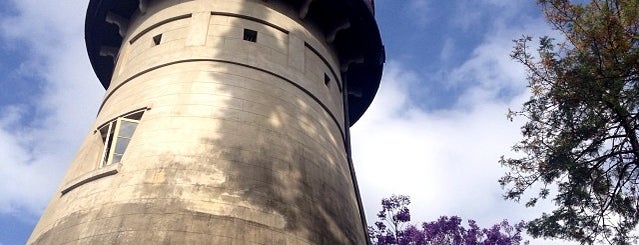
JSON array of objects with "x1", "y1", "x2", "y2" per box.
[
  {"x1": 324, "y1": 73, "x2": 331, "y2": 87},
  {"x1": 243, "y1": 29, "x2": 257, "y2": 42},
  {"x1": 153, "y1": 34, "x2": 162, "y2": 45}
]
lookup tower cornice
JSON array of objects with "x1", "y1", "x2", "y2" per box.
[{"x1": 85, "y1": 0, "x2": 384, "y2": 125}]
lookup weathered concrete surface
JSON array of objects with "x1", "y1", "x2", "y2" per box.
[{"x1": 28, "y1": 0, "x2": 369, "y2": 244}]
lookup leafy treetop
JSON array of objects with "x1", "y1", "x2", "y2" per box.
[{"x1": 501, "y1": 0, "x2": 639, "y2": 243}]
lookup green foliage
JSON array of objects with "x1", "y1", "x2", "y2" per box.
[{"x1": 501, "y1": 0, "x2": 639, "y2": 244}]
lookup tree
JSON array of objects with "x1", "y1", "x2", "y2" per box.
[
  {"x1": 368, "y1": 195, "x2": 527, "y2": 245},
  {"x1": 500, "y1": 0, "x2": 639, "y2": 244},
  {"x1": 369, "y1": 195, "x2": 412, "y2": 244}
]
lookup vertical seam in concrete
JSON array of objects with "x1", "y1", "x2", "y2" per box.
[
  {"x1": 287, "y1": 34, "x2": 304, "y2": 72},
  {"x1": 186, "y1": 12, "x2": 211, "y2": 46}
]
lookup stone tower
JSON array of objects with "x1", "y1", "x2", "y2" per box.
[{"x1": 28, "y1": 0, "x2": 383, "y2": 244}]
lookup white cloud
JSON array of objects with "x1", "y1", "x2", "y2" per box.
[
  {"x1": 450, "y1": 0, "x2": 526, "y2": 31},
  {"x1": 1, "y1": 1, "x2": 85, "y2": 49},
  {"x1": 447, "y1": 15, "x2": 554, "y2": 104},
  {"x1": 352, "y1": 59, "x2": 527, "y2": 223},
  {"x1": 0, "y1": 0, "x2": 102, "y2": 217},
  {"x1": 439, "y1": 38, "x2": 455, "y2": 63},
  {"x1": 0, "y1": 107, "x2": 64, "y2": 214},
  {"x1": 352, "y1": 60, "x2": 568, "y2": 244},
  {"x1": 351, "y1": 16, "x2": 572, "y2": 245}
]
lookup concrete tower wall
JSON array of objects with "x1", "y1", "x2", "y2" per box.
[{"x1": 28, "y1": 0, "x2": 367, "y2": 244}]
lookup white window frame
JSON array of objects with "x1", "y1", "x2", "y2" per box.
[{"x1": 98, "y1": 110, "x2": 143, "y2": 167}]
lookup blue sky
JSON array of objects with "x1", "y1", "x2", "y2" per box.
[{"x1": 0, "y1": 0, "x2": 574, "y2": 244}]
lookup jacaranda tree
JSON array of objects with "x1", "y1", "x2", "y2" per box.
[
  {"x1": 500, "y1": 0, "x2": 639, "y2": 243},
  {"x1": 368, "y1": 195, "x2": 527, "y2": 245}
]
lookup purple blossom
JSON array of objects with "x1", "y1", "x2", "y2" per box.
[{"x1": 369, "y1": 195, "x2": 528, "y2": 245}]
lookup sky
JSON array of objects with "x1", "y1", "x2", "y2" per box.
[{"x1": 0, "y1": 0, "x2": 575, "y2": 244}]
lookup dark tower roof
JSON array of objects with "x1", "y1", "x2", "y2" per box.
[{"x1": 85, "y1": 0, "x2": 384, "y2": 125}]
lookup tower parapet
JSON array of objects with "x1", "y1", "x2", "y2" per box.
[
  {"x1": 86, "y1": 0, "x2": 383, "y2": 124},
  {"x1": 29, "y1": 0, "x2": 384, "y2": 244}
]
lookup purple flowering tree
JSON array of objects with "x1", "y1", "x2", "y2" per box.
[
  {"x1": 369, "y1": 195, "x2": 528, "y2": 245},
  {"x1": 369, "y1": 195, "x2": 412, "y2": 244}
]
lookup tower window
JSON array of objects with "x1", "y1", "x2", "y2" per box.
[
  {"x1": 98, "y1": 110, "x2": 144, "y2": 167},
  {"x1": 243, "y1": 29, "x2": 257, "y2": 42},
  {"x1": 153, "y1": 34, "x2": 163, "y2": 45},
  {"x1": 324, "y1": 73, "x2": 331, "y2": 87}
]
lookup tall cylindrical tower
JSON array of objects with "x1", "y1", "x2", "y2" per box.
[{"x1": 28, "y1": 0, "x2": 383, "y2": 244}]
